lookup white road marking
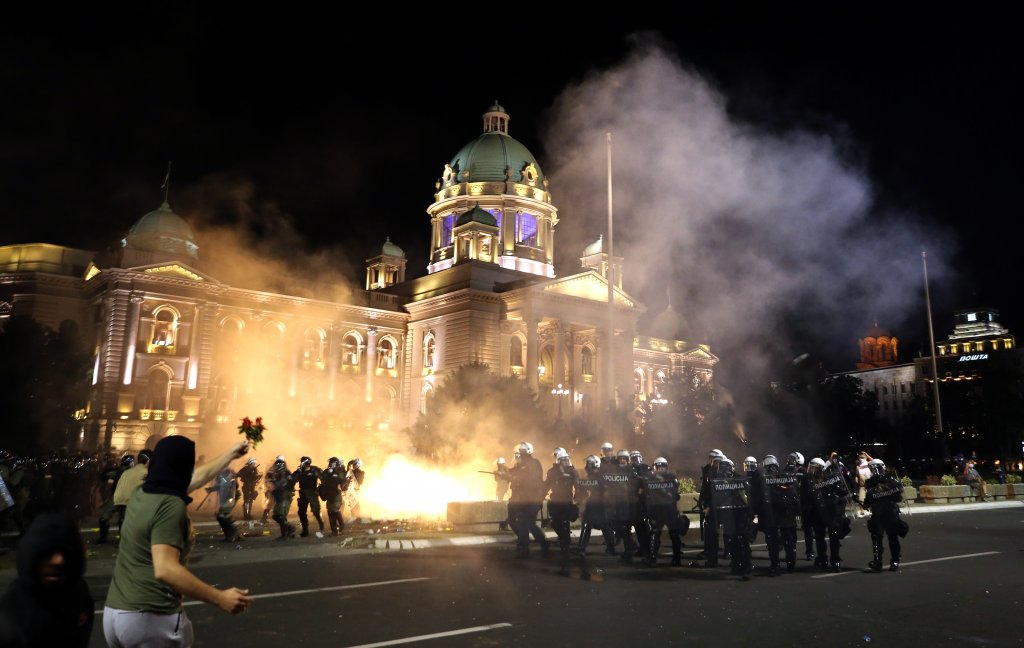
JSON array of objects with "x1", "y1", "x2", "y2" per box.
[
  {"x1": 811, "y1": 551, "x2": 1000, "y2": 578},
  {"x1": 95, "y1": 577, "x2": 429, "y2": 614},
  {"x1": 343, "y1": 623, "x2": 512, "y2": 647}
]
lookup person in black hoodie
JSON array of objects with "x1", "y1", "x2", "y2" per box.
[{"x1": 0, "y1": 512, "x2": 94, "y2": 647}]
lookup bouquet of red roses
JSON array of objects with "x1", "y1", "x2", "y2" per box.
[{"x1": 238, "y1": 416, "x2": 267, "y2": 448}]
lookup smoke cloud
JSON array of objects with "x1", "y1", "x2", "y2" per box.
[{"x1": 542, "y1": 38, "x2": 956, "y2": 457}]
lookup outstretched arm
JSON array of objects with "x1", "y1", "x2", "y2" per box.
[
  {"x1": 189, "y1": 441, "x2": 250, "y2": 493},
  {"x1": 152, "y1": 544, "x2": 252, "y2": 614}
]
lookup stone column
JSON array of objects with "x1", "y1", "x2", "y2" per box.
[
  {"x1": 553, "y1": 320, "x2": 565, "y2": 387},
  {"x1": 366, "y1": 326, "x2": 378, "y2": 403},
  {"x1": 122, "y1": 294, "x2": 143, "y2": 386},
  {"x1": 526, "y1": 318, "x2": 539, "y2": 395},
  {"x1": 187, "y1": 303, "x2": 202, "y2": 391},
  {"x1": 327, "y1": 322, "x2": 339, "y2": 401}
]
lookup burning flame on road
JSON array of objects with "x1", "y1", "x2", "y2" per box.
[{"x1": 358, "y1": 454, "x2": 494, "y2": 520}]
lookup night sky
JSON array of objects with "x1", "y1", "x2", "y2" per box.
[{"x1": 2, "y1": 5, "x2": 1021, "y2": 372}]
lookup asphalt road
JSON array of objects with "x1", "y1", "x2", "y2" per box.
[{"x1": 53, "y1": 503, "x2": 1021, "y2": 648}]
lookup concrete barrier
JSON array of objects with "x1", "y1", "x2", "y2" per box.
[{"x1": 919, "y1": 484, "x2": 975, "y2": 503}]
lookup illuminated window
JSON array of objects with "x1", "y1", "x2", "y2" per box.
[
  {"x1": 151, "y1": 308, "x2": 177, "y2": 349},
  {"x1": 509, "y1": 336, "x2": 523, "y2": 368},
  {"x1": 967, "y1": 312, "x2": 977, "y2": 322},
  {"x1": 342, "y1": 333, "x2": 362, "y2": 366},
  {"x1": 377, "y1": 337, "x2": 397, "y2": 370},
  {"x1": 634, "y1": 368, "x2": 646, "y2": 395},
  {"x1": 303, "y1": 329, "x2": 325, "y2": 370},
  {"x1": 539, "y1": 345, "x2": 554, "y2": 384},
  {"x1": 516, "y1": 212, "x2": 538, "y2": 247},
  {"x1": 581, "y1": 347, "x2": 594, "y2": 376},
  {"x1": 423, "y1": 333, "x2": 436, "y2": 369},
  {"x1": 420, "y1": 383, "x2": 433, "y2": 415},
  {"x1": 440, "y1": 215, "x2": 454, "y2": 248}
]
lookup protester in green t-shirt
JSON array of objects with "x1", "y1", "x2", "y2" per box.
[{"x1": 103, "y1": 436, "x2": 252, "y2": 647}]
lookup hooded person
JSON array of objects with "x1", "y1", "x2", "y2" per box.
[
  {"x1": 0, "y1": 513, "x2": 94, "y2": 647},
  {"x1": 103, "y1": 436, "x2": 252, "y2": 648}
]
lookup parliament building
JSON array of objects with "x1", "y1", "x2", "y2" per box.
[{"x1": 0, "y1": 103, "x2": 718, "y2": 452}]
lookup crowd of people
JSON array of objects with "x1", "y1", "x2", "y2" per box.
[
  {"x1": 0, "y1": 449, "x2": 367, "y2": 546},
  {"x1": 494, "y1": 442, "x2": 910, "y2": 579}
]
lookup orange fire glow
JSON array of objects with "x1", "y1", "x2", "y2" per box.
[{"x1": 358, "y1": 454, "x2": 494, "y2": 520}]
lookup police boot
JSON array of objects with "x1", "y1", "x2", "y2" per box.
[
  {"x1": 869, "y1": 537, "x2": 884, "y2": 571},
  {"x1": 97, "y1": 519, "x2": 109, "y2": 544},
  {"x1": 578, "y1": 526, "x2": 591, "y2": 555},
  {"x1": 242, "y1": 501, "x2": 252, "y2": 521},
  {"x1": 273, "y1": 516, "x2": 288, "y2": 540},
  {"x1": 645, "y1": 536, "x2": 659, "y2": 567}
]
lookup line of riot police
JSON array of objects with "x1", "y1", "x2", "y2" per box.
[{"x1": 500, "y1": 442, "x2": 909, "y2": 577}]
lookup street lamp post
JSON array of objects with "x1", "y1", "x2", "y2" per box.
[{"x1": 551, "y1": 383, "x2": 570, "y2": 418}]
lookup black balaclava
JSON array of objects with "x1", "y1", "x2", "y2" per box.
[
  {"x1": 15, "y1": 513, "x2": 86, "y2": 594},
  {"x1": 142, "y1": 435, "x2": 196, "y2": 503}
]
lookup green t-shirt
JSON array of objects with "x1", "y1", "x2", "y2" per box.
[{"x1": 105, "y1": 489, "x2": 194, "y2": 614}]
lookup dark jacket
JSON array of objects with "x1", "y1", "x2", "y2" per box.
[{"x1": 0, "y1": 513, "x2": 94, "y2": 647}]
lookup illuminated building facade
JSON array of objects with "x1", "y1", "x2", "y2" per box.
[{"x1": 0, "y1": 103, "x2": 717, "y2": 451}]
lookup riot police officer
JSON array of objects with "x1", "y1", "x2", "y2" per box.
[
  {"x1": 268, "y1": 456, "x2": 297, "y2": 540},
  {"x1": 759, "y1": 454, "x2": 801, "y2": 574},
  {"x1": 320, "y1": 457, "x2": 348, "y2": 536},
  {"x1": 699, "y1": 449, "x2": 726, "y2": 566},
  {"x1": 863, "y1": 459, "x2": 908, "y2": 571},
  {"x1": 507, "y1": 442, "x2": 547, "y2": 558},
  {"x1": 544, "y1": 449, "x2": 578, "y2": 557},
  {"x1": 712, "y1": 458, "x2": 753, "y2": 578},
  {"x1": 602, "y1": 449, "x2": 641, "y2": 563},
  {"x1": 787, "y1": 451, "x2": 815, "y2": 561},
  {"x1": 494, "y1": 457, "x2": 511, "y2": 502},
  {"x1": 208, "y1": 467, "x2": 241, "y2": 542},
  {"x1": 575, "y1": 455, "x2": 603, "y2": 555},
  {"x1": 805, "y1": 457, "x2": 850, "y2": 571},
  {"x1": 293, "y1": 456, "x2": 324, "y2": 537},
  {"x1": 629, "y1": 450, "x2": 652, "y2": 558},
  {"x1": 641, "y1": 457, "x2": 689, "y2": 566},
  {"x1": 236, "y1": 457, "x2": 262, "y2": 521}
]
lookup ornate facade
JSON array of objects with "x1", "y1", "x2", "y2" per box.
[{"x1": 0, "y1": 103, "x2": 718, "y2": 452}]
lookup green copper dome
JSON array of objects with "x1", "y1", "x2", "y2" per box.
[
  {"x1": 583, "y1": 235, "x2": 604, "y2": 256},
  {"x1": 122, "y1": 202, "x2": 199, "y2": 260},
  {"x1": 379, "y1": 237, "x2": 405, "y2": 258},
  {"x1": 447, "y1": 104, "x2": 544, "y2": 185}
]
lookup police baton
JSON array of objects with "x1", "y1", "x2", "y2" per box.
[{"x1": 196, "y1": 489, "x2": 213, "y2": 511}]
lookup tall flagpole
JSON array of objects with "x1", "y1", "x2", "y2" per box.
[
  {"x1": 606, "y1": 132, "x2": 615, "y2": 411},
  {"x1": 161, "y1": 161, "x2": 173, "y2": 203},
  {"x1": 922, "y1": 249, "x2": 944, "y2": 438}
]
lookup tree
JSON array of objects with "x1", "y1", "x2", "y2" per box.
[
  {"x1": 404, "y1": 363, "x2": 551, "y2": 462},
  {"x1": 0, "y1": 316, "x2": 91, "y2": 454}
]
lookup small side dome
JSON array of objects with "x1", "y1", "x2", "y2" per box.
[
  {"x1": 122, "y1": 202, "x2": 198, "y2": 260},
  {"x1": 651, "y1": 304, "x2": 691, "y2": 341},
  {"x1": 455, "y1": 204, "x2": 497, "y2": 227},
  {"x1": 380, "y1": 237, "x2": 405, "y2": 258},
  {"x1": 583, "y1": 235, "x2": 604, "y2": 257}
]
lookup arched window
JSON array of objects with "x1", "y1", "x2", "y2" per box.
[
  {"x1": 151, "y1": 307, "x2": 178, "y2": 349},
  {"x1": 509, "y1": 336, "x2": 523, "y2": 368},
  {"x1": 342, "y1": 333, "x2": 362, "y2": 366},
  {"x1": 377, "y1": 337, "x2": 397, "y2": 370},
  {"x1": 634, "y1": 368, "x2": 646, "y2": 395},
  {"x1": 420, "y1": 383, "x2": 433, "y2": 415},
  {"x1": 423, "y1": 333, "x2": 436, "y2": 369},
  {"x1": 581, "y1": 347, "x2": 594, "y2": 377},
  {"x1": 538, "y1": 345, "x2": 554, "y2": 385},
  {"x1": 303, "y1": 328, "x2": 325, "y2": 370},
  {"x1": 144, "y1": 368, "x2": 171, "y2": 410}
]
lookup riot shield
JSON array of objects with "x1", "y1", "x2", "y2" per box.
[{"x1": 764, "y1": 472, "x2": 801, "y2": 528}]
